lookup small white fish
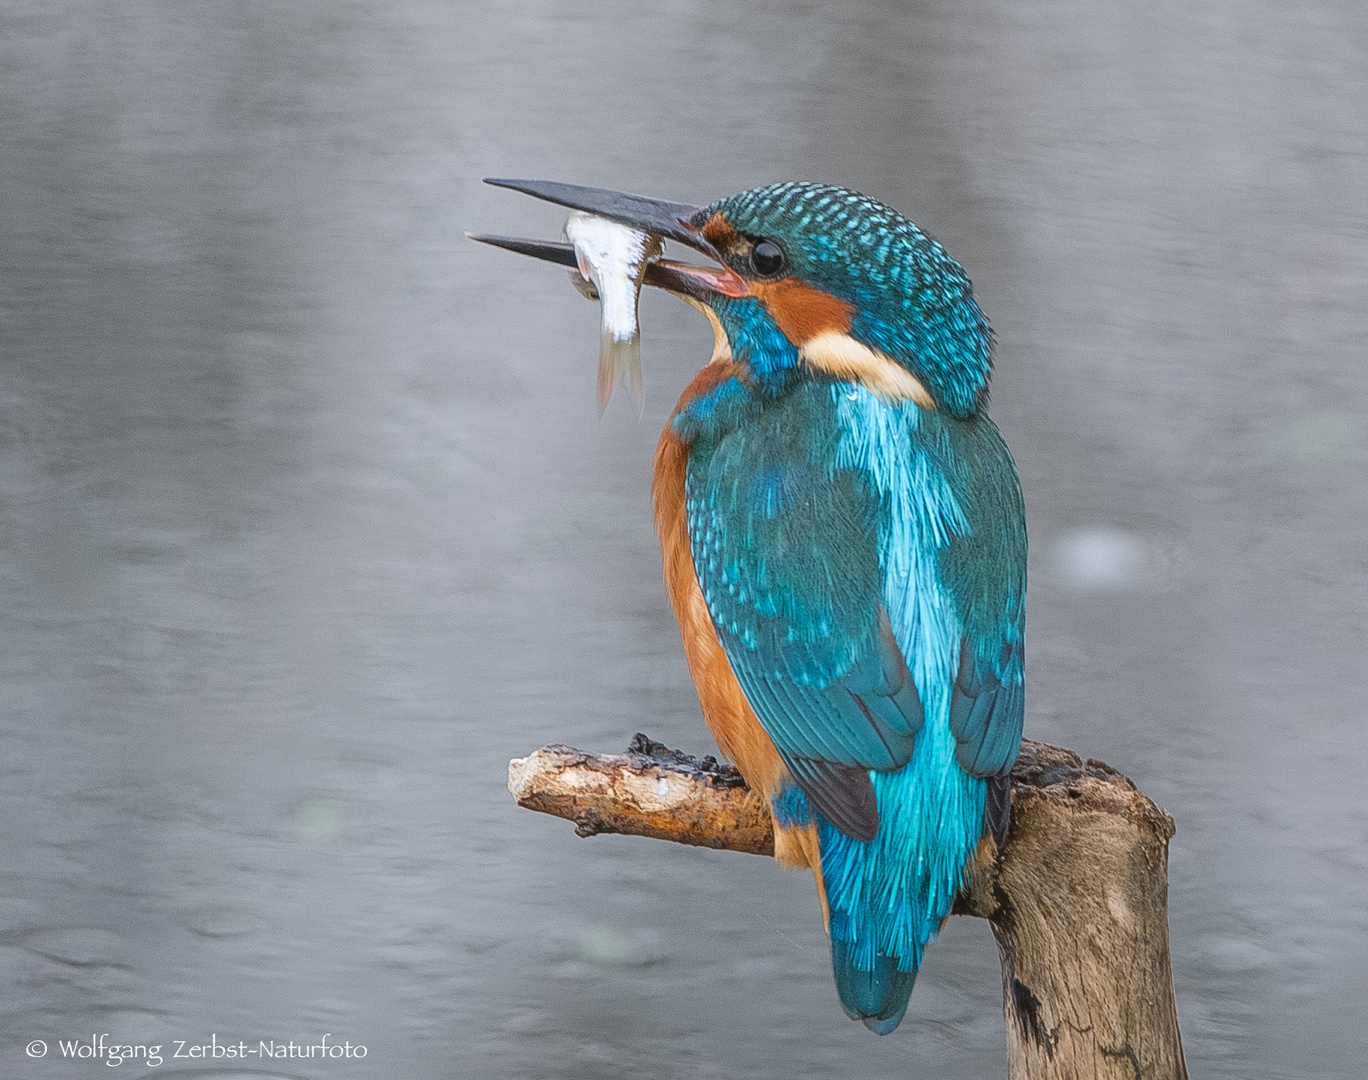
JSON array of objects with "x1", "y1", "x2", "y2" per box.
[{"x1": 563, "y1": 212, "x2": 663, "y2": 414}]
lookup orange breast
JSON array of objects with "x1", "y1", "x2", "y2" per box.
[{"x1": 652, "y1": 363, "x2": 824, "y2": 884}]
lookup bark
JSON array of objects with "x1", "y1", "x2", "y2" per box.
[{"x1": 508, "y1": 733, "x2": 1188, "y2": 1080}]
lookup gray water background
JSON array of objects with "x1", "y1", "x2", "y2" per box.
[{"x1": 1, "y1": 1, "x2": 1366, "y2": 1077}]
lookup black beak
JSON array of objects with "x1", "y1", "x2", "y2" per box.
[
  {"x1": 470, "y1": 178, "x2": 749, "y2": 301},
  {"x1": 466, "y1": 233, "x2": 581, "y2": 268},
  {"x1": 481, "y1": 178, "x2": 720, "y2": 261}
]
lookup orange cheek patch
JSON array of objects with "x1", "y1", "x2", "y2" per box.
[
  {"x1": 750, "y1": 278, "x2": 855, "y2": 345},
  {"x1": 700, "y1": 214, "x2": 853, "y2": 345}
]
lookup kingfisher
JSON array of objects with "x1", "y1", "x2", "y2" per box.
[{"x1": 475, "y1": 178, "x2": 1026, "y2": 1034}]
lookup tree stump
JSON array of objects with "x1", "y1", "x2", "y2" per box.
[{"x1": 508, "y1": 734, "x2": 1188, "y2": 1080}]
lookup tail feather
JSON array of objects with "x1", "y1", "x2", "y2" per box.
[
  {"x1": 804, "y1": 721, "x2": 989, "y2": 1034},
  {"x1": 831, "y1": 936, "x2": 918, "y2": 1035}
]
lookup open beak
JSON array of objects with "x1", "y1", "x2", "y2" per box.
[{"x1": 469, "y1": 178, "x2": 749, "y2": 301}]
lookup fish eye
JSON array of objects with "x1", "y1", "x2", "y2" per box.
[{"x1": 750, "y1": 240, "x2": 786, "y2": 276}]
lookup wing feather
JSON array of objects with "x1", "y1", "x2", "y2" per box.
[
  {"x1": 680, "y1": 382, "x2": 1025, "y2": 841},
  {"x1": 683, "y1": 384, "x2": 926, "y2": 839}
]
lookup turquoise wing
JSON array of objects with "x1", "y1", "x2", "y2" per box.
[
  {"x1": 684, "y1": 383, "x2": 925, "y2": 840},
  {"x1": 940, "y1": 416, "x2": 1027, "y2": 841},
  {"x1": 683, "y1": 382, "x2": 1025, "y2": 843}
]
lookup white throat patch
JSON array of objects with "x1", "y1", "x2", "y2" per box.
[{"x1": 799, "y1": 331, "x2": 934, "y2": 409}]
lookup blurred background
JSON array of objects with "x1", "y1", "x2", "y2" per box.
[{"x1": 1, "y1": 1, "x2": 1365, "y2": 1077}]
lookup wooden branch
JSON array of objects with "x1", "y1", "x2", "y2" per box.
[
  {"x1": 508, "y1": 733, "x2": 1188, "y2": 1080},
  {"x1": 508, "y1": 734, "x2": 773, "y2": 854}
]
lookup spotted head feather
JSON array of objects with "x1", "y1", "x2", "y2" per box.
[{"x1": 696, "y1": 183, "x2": 994, "y2": 417}]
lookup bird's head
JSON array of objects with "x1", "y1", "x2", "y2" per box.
[{"x1": 474, "y1": 179, "x2": 993, "y2": 417}]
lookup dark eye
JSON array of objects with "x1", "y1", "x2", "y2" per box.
[{"x1": 750, "y1": 240, "x2": 786, "y2": 276}]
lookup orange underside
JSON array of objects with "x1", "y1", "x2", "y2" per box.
[{"x1": 652, "y1": 363, "x2": 827, "y2": 915}]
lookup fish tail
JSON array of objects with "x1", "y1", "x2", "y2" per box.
[{"x1": 597, "y1": 330, "x2": 643, "y2": 416}]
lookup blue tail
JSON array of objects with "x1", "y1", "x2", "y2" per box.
[
  {"x1": 812, "y1": 719, "x2": 988, "y2": 1034},
  {"x1": 830, "y1": 931, "x2": 920, "y2": 1033}
]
